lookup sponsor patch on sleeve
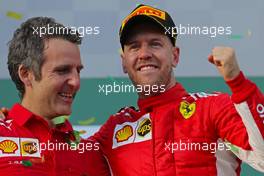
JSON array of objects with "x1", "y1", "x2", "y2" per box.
[
  {"x1": 20, "y1": 138, "x2": 40, "y2": 157},
  {"x1": 0, "y1": 137, "x2": 41, "y2": 158},
  {"x1": 0, "y1": 137, "x2": 20, "y2": 157},
  {"x1": 112, "y1": 113, "x2": 151, "y2": 149}
]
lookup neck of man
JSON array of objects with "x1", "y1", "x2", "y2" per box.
[{"x1": 138, "y1": 76, "x2": 177, "y2": 99}]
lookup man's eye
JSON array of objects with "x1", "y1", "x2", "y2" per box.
[
  {"x1": 151, "y1": 42, "x2": 162, "y2": 47},
  {"x1": 56, "y1": 69, "x2": 69, "y2": 74},
  {"x1": 129, "y1": 44, "x2": 139, "y2": 50}
]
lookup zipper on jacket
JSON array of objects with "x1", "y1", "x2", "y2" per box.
[{"x1": 151, "y1": 111, "x2": 158, "y2": 176}]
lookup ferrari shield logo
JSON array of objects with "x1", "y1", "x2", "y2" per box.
[{"x1": 179, "y1": 101, "x2": 196, "y2": 119}]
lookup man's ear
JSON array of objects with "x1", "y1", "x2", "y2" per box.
[
  {"x1": 18, "y1": 65, "x2": 34, "y2": 87},
  {"x1": 120, "y1": 52, "x2": 127, "y2": 73},
  {"x1": 172, "y1": 47, "x2": 180, "y2": 68}
]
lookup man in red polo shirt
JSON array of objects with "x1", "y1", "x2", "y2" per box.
[{"x1": 0, "y1": 17, "x2": 97, "y2": 175}]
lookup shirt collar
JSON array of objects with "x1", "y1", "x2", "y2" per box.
[
  {"x1": 137, "y1": 83, "x2": 188, "y2": 112},
  {"x1": 8, "y1": 103, "x2": 73, "y2": 133},
  {"x1": 9, "y1": 103, "x2": 36, "y2": 126}
]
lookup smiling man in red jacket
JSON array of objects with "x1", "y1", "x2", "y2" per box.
[
  {"x1": 87, "y1": 4, "x2": 264, "y2": 176},
  {"x1": 0, "y1": 17, "x2": 95, "y2": 176}
]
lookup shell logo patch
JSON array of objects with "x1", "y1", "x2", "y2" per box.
[
  {"x1": 115, "y1": 125, "x2": 133, "y2": 143},
  {"x1": 179, "y1": 101, "x2": 196, "y2": 119},
  {"x1": 0, "y1": 140, "x2": 18, "y2": 154}
]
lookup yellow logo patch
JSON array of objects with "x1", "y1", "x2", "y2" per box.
[
  {"x1": 179, "y1": 101, "x2": 196, "y2": 119},
  {"x1": 115, "y1": 125, "x2": 133, "y2": 143},
  {"x1": 21, "y1": 141, "x2": 38, "y2": 154},
  {"x1": 0, "y1": 140, "x2": 18, "y2": 154},
  {"x1": 137, "y1": 118, "x2": 151, "y2": 137}
]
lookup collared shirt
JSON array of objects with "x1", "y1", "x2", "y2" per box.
[{"x1": 0, "y1": 103, "x2": 91, "y2": 176}]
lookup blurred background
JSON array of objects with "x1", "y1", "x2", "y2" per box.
[{"x1": 0, "y1": 0, "x2": 263, "y2": 175}]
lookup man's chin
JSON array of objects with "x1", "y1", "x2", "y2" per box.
[
  {"x1": 56, "y1": 107, "x2": 72, "y2": 116},
  {"x1": 136, "y1": 80, "x2": 161, "y2": 87}
]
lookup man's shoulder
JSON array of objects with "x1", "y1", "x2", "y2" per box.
[
  {"x1": 108, "y1": 106, "x2": 140, "y2": 123},
  {"x1": 96, "y1": 106, "x2": 140, "y2": 134},
  {"x1": 185, "y1": 91, "x2": 229, "y2": 102},
  {"x1": 0, "y1": 118, "x2": 14, "y2": 135},
  {"x1": 93, "y1": 106, "x2": 149, "y2": 147},
  {"x1": 182, "y1": 91, "x2": 233, "y2": 112}
]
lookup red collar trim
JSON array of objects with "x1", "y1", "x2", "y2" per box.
[
  {"x1": 9, "y1": 103, "x2": 37, "y2": 126},
  {"x1": 137, "y1": 83, "x2": 188, "y2": 112},
  {"x1": 8, "y1": 103, "x2": 73, "y2": 133}
]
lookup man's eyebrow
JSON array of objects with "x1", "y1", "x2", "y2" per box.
[
  {"x1": 151, "y1": 38, "x2": 162, "y2": 41},
  {"x1": 53, "y1": 64, "x2": 84, "y2": 70},
  {"x1": 125, "y1": 40, "x2": 138, "y2": 45},
  {"x1": 126, "y1": 37, "x2": 162, "y2": 44},
  {"x1": 54, "y1": 65, "x2": 70, "y2": 70}
]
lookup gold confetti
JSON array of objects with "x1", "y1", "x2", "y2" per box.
[
  {"x1": 78, "y1": 130, "x2": 86, "y2": 135},
  {"x1": 78, "y1": 117, "x2": 96, "y2": 125},
  {"x1": 6, "y1": 11, "x2": 23, "y2": 20}
]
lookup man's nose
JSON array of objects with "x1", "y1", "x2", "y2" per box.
[
  {"x1": 68, "y1": 70, "x2": 80, "y2": 90},
  {"x1": 138, "y1": 45, "x2": 152, "y2": 60}
]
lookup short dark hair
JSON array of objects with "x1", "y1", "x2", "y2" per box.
[{"x1": 7, "y1": 17, "x2": 82, "y2": 98}]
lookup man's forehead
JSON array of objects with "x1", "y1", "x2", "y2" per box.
[
  {"x1": 125, "y1": 23, "x2": 166, "y2": 42},
  {"x1": 43, "y1": 38, "x2": 79, "y2": 49},
  {"x1": 43, "y1": 38, "x2": 80, "y2": 56},
  {"x1": 41, "y1": 41, "x2": 82, "y2": 68},
  {"x1": 127, "y1": 32, "x2": 166, "y2": 43},
  {"x1": 125, "y1": 25, "x2": 169, "y2": 43}
]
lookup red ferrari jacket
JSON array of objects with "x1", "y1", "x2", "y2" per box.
[
  {"x1": 0, "y1": 104, "x2": 93, "y2": 176},
  {"x1": 88, "y1": 72, "x2": 264, "y2": 176}
]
